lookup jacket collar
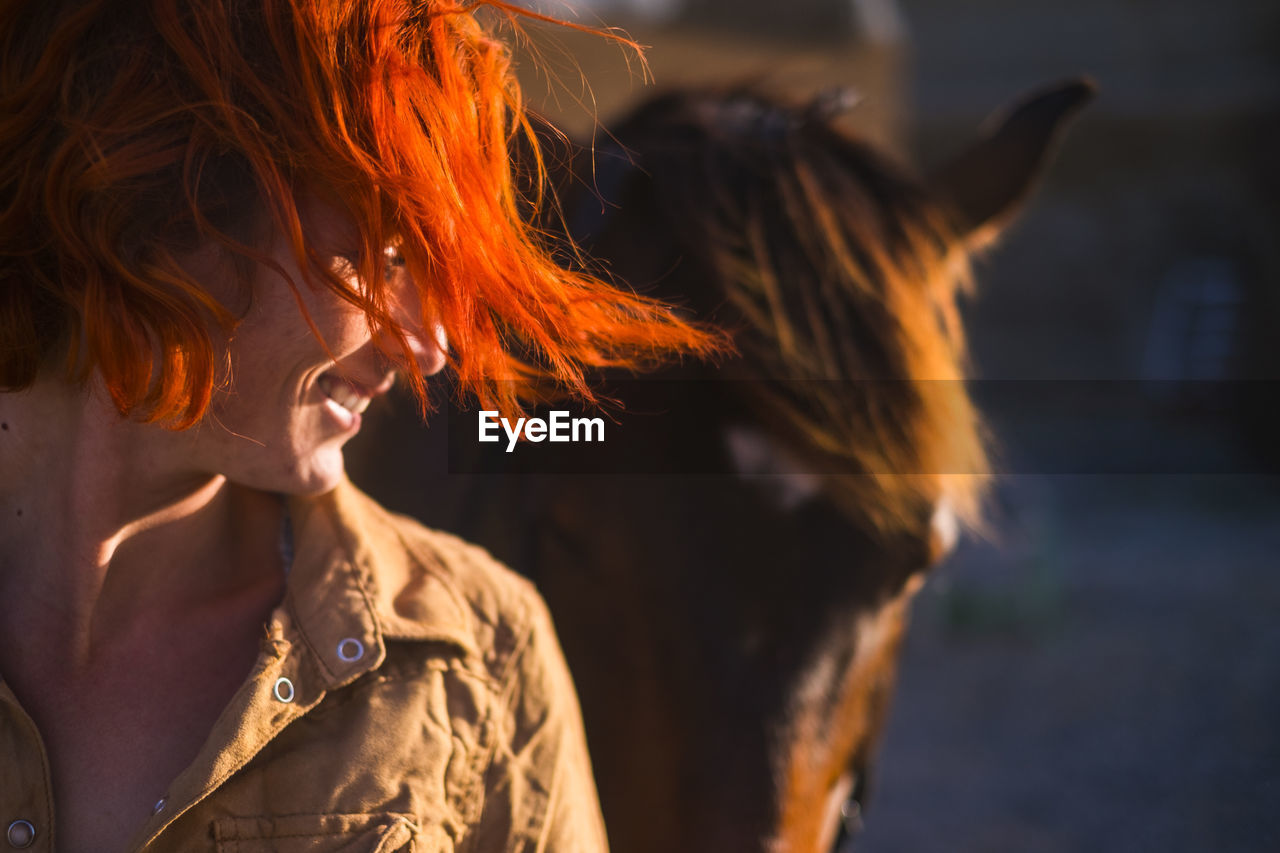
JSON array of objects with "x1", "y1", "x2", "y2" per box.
[{"x1": 283, "y1": 478, "x2": 478, "y2": 690}]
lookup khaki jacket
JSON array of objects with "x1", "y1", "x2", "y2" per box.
[{"x1": 0, "y1": 480, "x2": 608, "y2": 852}]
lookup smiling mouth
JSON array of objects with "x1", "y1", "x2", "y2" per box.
[{"x1": 318, "y1": 373, "x2": 376, "y2": 415}]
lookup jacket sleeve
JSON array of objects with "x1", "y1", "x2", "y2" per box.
[{"x1": 465, "y1": 587, "x2": 610, "y2": 853}]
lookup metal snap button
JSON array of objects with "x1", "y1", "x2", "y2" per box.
[
  {"x1": 336, "y1": 637, "x2": 364, "y2": 662},
  {"x1": 273, "y1": 676, "x2": 295, "y2": 703},
  {"x1": 6, "y1": 820, "x2": 35, "y2": 849}
]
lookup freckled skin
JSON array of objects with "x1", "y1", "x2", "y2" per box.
[{"x1": 170, "y1": 196, "x2": 443, "y2": 497}]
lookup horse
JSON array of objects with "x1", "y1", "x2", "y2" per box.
[{"x1": 346, "y1": 79, "x2": 1092, "y2": 852}]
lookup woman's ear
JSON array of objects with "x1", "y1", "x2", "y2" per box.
[{"x1": 928, "y1": 77, "x2": 1096, "y2": 249}]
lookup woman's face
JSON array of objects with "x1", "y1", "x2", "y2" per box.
[{"x1": 175, "y1": 195, "x2": 444, "y2": 496}]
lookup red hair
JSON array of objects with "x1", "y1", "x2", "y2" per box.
[{"x1": 0, "y1": 0, "x2": 719, "y2": 426}]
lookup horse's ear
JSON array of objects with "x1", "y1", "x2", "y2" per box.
[{"x1": 928, "y1": 77, "x2": 1096, "y2": 247}]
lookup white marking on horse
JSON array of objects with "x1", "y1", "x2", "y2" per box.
[
  {"x1": 931, "y1": 494, "x2": 960, "y2": 556},
  {"x1": 723, "y1": 424, "x2": 823, "y2": 511}
]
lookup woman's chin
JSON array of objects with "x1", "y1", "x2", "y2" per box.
[
  {"x1": 268, "y1": 445, "x2": 349, "y2": 497},
  {"x1": 297, "y1": 455, "x2": 348, "y2": 496}
]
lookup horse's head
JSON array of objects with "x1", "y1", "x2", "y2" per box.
[
  {"x1": 348, "y1": 78, "x2": 1092, "y2": 853},
  {"x1": 534, "y1": 80, "x2": 1093, "y2": 852},
  {"x1": 561, "y1": 79, "x2": 1094, "y2": 539}
]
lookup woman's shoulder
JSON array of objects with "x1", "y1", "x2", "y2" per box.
[
  {"x1": 290, "y1": 477, "x2": 552, "y2": 680},
  {"x1": 168, "y1": 480, "x2": 605, "y2": 851}
]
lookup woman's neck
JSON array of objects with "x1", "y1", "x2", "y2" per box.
[{"x1": 0, "y1": 376, "x2": 284, "y2": 675}]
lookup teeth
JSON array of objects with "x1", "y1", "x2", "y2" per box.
[{"x1": 319, "y1": 374, "x2": 372, "y2": 414}]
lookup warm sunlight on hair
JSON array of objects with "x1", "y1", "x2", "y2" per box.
[{"x1": 0, "y1": 0, "x2": 720, "y2": 427}]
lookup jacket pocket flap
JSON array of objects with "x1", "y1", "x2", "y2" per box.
[{"x1": 212, "y1": 812, "x2": 439, "y2": 853}]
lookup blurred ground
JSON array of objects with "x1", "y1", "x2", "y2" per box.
[{"x1": 860, "y1": 473, "x2": 1280, "y2": 852}]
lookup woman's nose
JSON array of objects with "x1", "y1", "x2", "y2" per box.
[
  {"x1": 373, "y1": 313, "x2": 447, "y2": 378},
  {"x1": 403, "y1": 323, "x2": 448, "y2": 377},
  {"x1": 380, "y1": 252, "x2": 448, "y2": 377}
]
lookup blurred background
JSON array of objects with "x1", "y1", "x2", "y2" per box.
[
  {"x1": 513, "y1": 1, "x2": 1280, "y2": 849},
  {"x1": 366, "y1": 1, "x2": 1280, "y2": 849}
]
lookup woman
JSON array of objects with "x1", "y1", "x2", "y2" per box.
[{"x1": 0, "y1": 1, "x2": 712, "y2": 850}]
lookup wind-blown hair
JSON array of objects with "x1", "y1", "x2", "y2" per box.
[
  {"x1": 584, "y1": 90, "x2": 989, "y2": 534},
  {"x1": 0, "y1": 0, "x2": 717, "y2": 426}
]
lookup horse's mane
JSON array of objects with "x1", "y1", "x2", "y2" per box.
[{"x1": 580, "y1": 88, "x2": 990, "y2": 536}]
